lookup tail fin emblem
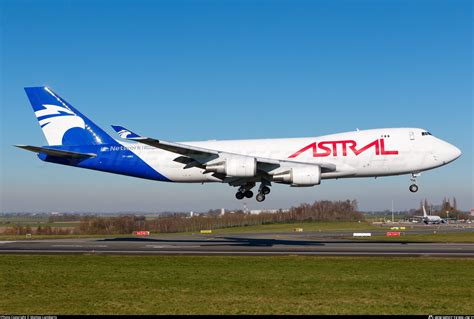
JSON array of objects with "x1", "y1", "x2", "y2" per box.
[
  {"x1": 35, "y1": 104, "x2": 85, "y2": 145},
  {"x1": 117, "y1": 129, "x2": 133, "y2": 139}
]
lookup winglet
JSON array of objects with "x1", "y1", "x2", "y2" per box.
[{"x1": 111, "y1": 125, "x2": 143, "y2": 139}]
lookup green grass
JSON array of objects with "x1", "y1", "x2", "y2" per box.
[
  {"x1": 0, "y1": 216, "x2": 49, "y2": 222},
  {"x1": 1, "y1": 219, "x2": 472, "y2": 244},
  {"x1": 0, "y1": 221, "x2": 378, "y2": 240},
  {"x1": 0, "y1": 255, "x2": 472, "y2": 315},
  {"x1": 0, "y1": 233, "x2": 155, "y2": 241},
  {"x1": 0, "y1": 221, "x2": 80, "y2": 227},
  {"x1": 208, "y1": 221, "x2": 379, "y2": 234},
  {"x1": 349, "y1": 232, "x2": 474, "y2": 243}
]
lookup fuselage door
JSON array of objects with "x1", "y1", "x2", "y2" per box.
[{"x1": 409, "y1": 131, "x2": 415, "y2": 140}]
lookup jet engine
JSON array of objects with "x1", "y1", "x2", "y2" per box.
[
  {"x1": 205, "y1": 156, "x2": 257, "y2": 177},
  {"x1": 272, "y1": 166, "x2": 321, "y2": 186}
]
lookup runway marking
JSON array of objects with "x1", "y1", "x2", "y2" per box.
[
  {"x1": 145, "y1": 245, "x2": 201, "y2": 249},
  {"x1": 52, "y1": 245, "x2": 108, "y2": 248},
  {"x1": 0, "y1": 241, "x2": 16, "y2": 244}
]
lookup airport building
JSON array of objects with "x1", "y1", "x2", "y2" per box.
[{"x1": 249, "y1": 209, "x2": 288, "y2": 215}]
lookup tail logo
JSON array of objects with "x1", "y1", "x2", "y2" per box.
[
  {"x1": 35, "y1": 104, "x2": 85, "y2": 145},
  {"x1": 117, "y1": 129, "x2": 133, "y2": 139}
]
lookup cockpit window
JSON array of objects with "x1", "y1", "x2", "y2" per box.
[{"x1": 421, "y1": 132, "x2": 432, "y2": 136}]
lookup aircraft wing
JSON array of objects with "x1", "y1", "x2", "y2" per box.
[
  {"x1": 111, "y1": 125, "x2": 219, "y2": 158},
  {"x1": 15, "y1": 145, "x2": 97, "y2": 159},
  {"x1": 111, "y1": 125, "x2": 337, "y2": 180}
]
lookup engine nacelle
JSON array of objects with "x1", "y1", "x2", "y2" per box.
[
  {"x1": 205, "y1": 156, "x2": 257, "y2": 177},
  {"x1": 272, "y1": 166, "x2": 321, "y2": 186}
]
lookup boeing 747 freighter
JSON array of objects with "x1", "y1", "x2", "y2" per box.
[{"x1": 17, "y1": 87, "x2": 462, "y2": 202}]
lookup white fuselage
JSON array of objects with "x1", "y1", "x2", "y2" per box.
[
  {"x1": 424, "y1": 216, "x2": 443, "y2": 223},
  {"x1": 118, "y1": 127, "x2": 461, "y2": 183}
]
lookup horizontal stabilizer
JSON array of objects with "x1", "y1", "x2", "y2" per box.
[{"x1": 15, "y1": 145, "x2": 97, "y2": 159}]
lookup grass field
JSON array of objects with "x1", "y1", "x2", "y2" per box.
[
  {"x1": 0, "y1": 233, "x2": 137, "y2": 241},
  {"x1": 1, "y1": 219, "x2": 473, "y2": 243},
  {"x1": 0, "y1": 221, "x2": 379, "y2": 240},
  {"x1": 205, "y1": 221, "x2": 381, "y2": 234},
  {"x1": 0, "y1": 255, "x2": 473, "y2": 315},
  {"x1": 348, "y1": 232, "x2": 474, "y2": 243},
  {"x1": 1, "y1": 231, "x2": 472, "y2": 243}
]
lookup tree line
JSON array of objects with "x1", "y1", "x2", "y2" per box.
[
  {"x1": 2, "y1": 225, "x2": 74, "y2": 235},
  {"x1": 2, "y1": 199, "x2": 363, "y2": 235},
  {"x1": 78, "y1": 199, "x2": 362, "y2": 234}
]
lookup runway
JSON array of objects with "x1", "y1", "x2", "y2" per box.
[{"x1": 0, "y1": 232, "x2": 473, "y2": 257}]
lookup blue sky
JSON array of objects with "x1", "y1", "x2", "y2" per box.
[{"x1": 1, "y1": 0, "x2": 472, "y2": 212}]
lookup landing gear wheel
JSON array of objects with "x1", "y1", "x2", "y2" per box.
[
  {"x1": 409, "y1": 184, "x2": 418, "y2": 193},
  {"x1": 244, "y1": 190, "x2": 254, "y2": 198},
  {"x1": 261, "y1": 186, "x2": 271, "y2": 195},
  {"x1": 235, "y1": 192, "x2": 245, "y2": 200},
  {"x1": 256, "y1": 193, "x2": 266, "y2": 202}
]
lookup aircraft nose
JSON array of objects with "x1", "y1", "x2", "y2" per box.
[
  {"x1": 445, "y1": 143, "x2": 462, "y2": 163},
  {"x1": 451, "y1": 145, "x2": 462, "y2": 159}
]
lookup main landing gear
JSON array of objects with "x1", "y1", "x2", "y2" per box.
[
  {"x1": 235, "y1": 183, "x2": 255, "y2": 200},
  {"x1": 235, "y1": 190, "x2": 253, "y2": 200},
  {"x1": 235, "y1": 182, "x2": 271, "y2": 202},
  {"x1": 409, "y1": 173, "x2": 420, "y2": 193}
]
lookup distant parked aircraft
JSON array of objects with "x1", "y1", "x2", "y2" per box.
[
  {"x1": 414, "y1": 205, "x2": 446, "y2": 224},
  {"x1": 17, "y1": 87, "x2": 462, "y2": 202}
]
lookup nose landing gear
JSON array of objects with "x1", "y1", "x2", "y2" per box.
[{"x1": 409, "y1": 173, "x2": 420, "y2": 193}]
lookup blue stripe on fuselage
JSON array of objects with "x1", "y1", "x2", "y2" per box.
[{"x1": 37, "y1": 143, "x2": 171, "y2": 182}]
